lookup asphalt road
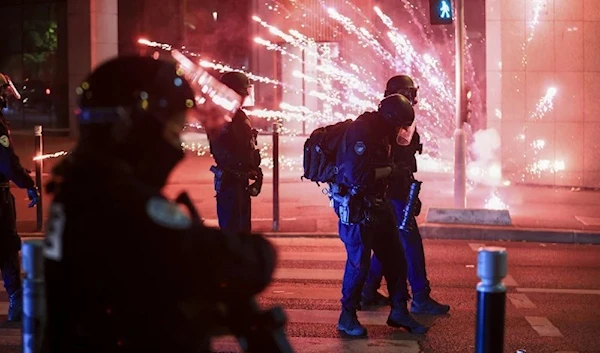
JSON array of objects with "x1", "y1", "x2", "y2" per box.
[{"x1": 1, "y1": 238, "x2": 599, "y2": 352}]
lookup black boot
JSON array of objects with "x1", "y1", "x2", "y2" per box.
[
  {"x1": 387, "y1": 304, "x2": 428, "y2": 334},
  {"x1": 410, "y1": 291, "x2": 450, "y2": 315},
  {"x1": 337, "y1": 307, "x2": 367, "y2": 337},
  {"x1": 361, "y1": 291, "x2": 390, "y2": 307},
  {"x1": 7, "y1": 289, "x2": 22, "y2": 322}
]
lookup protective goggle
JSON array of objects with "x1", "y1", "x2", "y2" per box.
[{"x1": 396, "y1": 120, "x2": 416, "y2": 146}]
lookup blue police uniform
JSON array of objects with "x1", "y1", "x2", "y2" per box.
[
  {"x1": 333, "y1": 111, "x2": 427, "y2": 336},
  {"x1": 209, "y1": 109, "x2": 261, "y2": 236},
  {"x1": 363, "y1": 130, "x2": 450, "y2": 315},
  {"x1": 0, "y1": 112, "x2": 37, "y2": 321}
]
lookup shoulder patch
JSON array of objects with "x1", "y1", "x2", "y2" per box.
[
  {"x1": 0, "y1": 135, "x2": 9, "y2": 148},
  {"x1": 354, "y1": 141, "x2": 366, "y2": 156},
  {"x1": 146, "y1": 197, "x2": 192, "y2": 230}
]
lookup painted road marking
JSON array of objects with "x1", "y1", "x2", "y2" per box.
[
  {"x1": 286, "y1": 308, "x2": 388, "y2": 325},
  {"x1": 270, "y1": 237, "x2": 343, "y2": 247},
  {"x1": 507, "y1": 293, "x2": 537, "y2": 309},
  {"x1": 263, "y1": 286, "x2": 339, "y2": 300},
  {"x1": 517, "y1": 288, "x2": 600, "y2": 295},
  {"x1": 279, "y1": 251, "x2": 346, "y2": 261},
  {"x1": 503, "y1": 274, "x2": 518, "y2": 287},
  {"x1": 525, "y1": 316, "x2": 563, "y2": 337},
  {"x1": 574, "y1": 215, "x2": 600, "y2": 226},
  {"x1": 275, "y1": 268, "x2": 341, "y2": 280},
  {"x1": 212, "y1": 336, "x2": 420, "y2": 353},
  {"x1": 468, "y1": 243, "x2": 486, "y2": 251}
]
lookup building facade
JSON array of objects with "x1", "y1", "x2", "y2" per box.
[{"x1": 487, "y1": 0, "x2": 600, "y2": 188}]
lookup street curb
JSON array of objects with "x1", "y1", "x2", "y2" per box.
[{"x1": 262, "y1": 224, "x2": 600, "y2": 245}]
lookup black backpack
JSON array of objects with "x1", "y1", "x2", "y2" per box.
[{"x1": 302, "y1": 119, "x2": 353, "y2": 184}]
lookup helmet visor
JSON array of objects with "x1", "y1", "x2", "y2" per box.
[{"x1": 396, "y1": 120, "x2": 416, "y2": 146}]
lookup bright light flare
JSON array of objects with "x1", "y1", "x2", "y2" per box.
[
  {"x1": 484, "y1": 189, "x2": 509, "y2": 210},
  {"x1": 529, "y1": 86, "x2": 557, "y2": 121},
  {"x1": 33, "y1": 151, "x2": 68, "y2": 161}
]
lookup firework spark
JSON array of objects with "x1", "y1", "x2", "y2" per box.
[{"x1": 33, "y1": 151, "x2": 68, "y2": 161}]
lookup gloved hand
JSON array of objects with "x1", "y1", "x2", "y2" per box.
[
  {"x1": 414, "y1": 197, "x2": 422, "y2": 216},
  {"x1": 248, "y1": 168, "x2": 263, "y2": 197},
  {"x1": 27, "y1": 187, "x2": 39, "y2": 208}
]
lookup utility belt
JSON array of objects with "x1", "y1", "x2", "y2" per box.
[
  {"x1": 210, "y1": 165, "x2": 253, "y2": 181},
  {"x1": 326, "y1": 183, "x2": 386, "y2": 225},
  {"x1": 210, "y1": 165, "x2": 262, "y2": 194}
]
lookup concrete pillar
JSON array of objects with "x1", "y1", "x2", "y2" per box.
[{"x1": 67, "y1": 0, "x2": 118, "y2": 137}]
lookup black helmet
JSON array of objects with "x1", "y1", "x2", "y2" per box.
[
  {"x1": 220, "y1": 71, "x2": 250, "y2": 97},
  {"x1": 75, "y1": 55, "x2": 197, "y2": 187},
  {"x1": 384, "y1": 75, "x2": 418, "y2": 104},
  {"x1": 77, "y1": 56, "x2": 195, "y2": 127},
  {"x1": 378, "y1": 94, "x2": 415, "y2": 127}
]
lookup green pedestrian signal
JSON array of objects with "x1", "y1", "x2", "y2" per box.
[{"x1": 430, "y1": 0, "x2": 453, "y2": 25}]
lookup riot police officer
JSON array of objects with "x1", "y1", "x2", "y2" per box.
[
  {"x1": 333, "y1": 94, "x2": 428, "y2": 337},
  {"x1": 0, "y1": 73, "x2": 39, "y2": 322},
  {"x1": 42, "y1": 56, "x2": 277, "y2": 352},
  {"x1": 362, "y1": 75, "x2": 450, "y2": 315},
  {"x1": 208, "y1": 72, "x2": 262, "y2": 236}
]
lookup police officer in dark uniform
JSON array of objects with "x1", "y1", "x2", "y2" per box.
[
  {"x1": 0, "y1": 73, "x2": 39, "y2": 322},
  {"x1": 42, "y1": 57, "x2": 277, "y2": 352},
  {"x1": 333, "y1": 94, "x2": 428, "y2": 337},
  {"x1": 208, "y1": 72, "x2": 262, "y2": 236},
  {"x1": 362, "y1": 75, "x2": 450, "y2": 315}
]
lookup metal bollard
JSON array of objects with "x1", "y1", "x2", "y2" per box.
[
  {"x1": 272, "y1": 122, "x2": 280, "y2": 231},
  {"x1": 21, "y1": 239, "x2": 46, "y2": 353},
  {"x1": 34, "y1": 125, "x2": 43, "y2": 232},
  {"x1": 475, "y1": 246, "x2": 507, "y2": 353}
]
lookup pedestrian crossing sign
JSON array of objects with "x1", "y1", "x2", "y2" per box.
[{"x1": 430, "y1": 0, "x2": 454, "y2": 25}]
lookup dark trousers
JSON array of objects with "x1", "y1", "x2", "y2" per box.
[
  {"x1": 216, "y1": 179, "x2": 251, "y2": 236},
  {"x1": 363, "y1": 198, "x2": 430, "y2": 298},
  {"x1": 0, "y1": 190, "x2": 21, "y2": 295},
  {"x1": 337, "y1": 202, "x2": 408, "y2": 310}
]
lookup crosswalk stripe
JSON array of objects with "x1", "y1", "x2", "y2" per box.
[
  {"x1": 211, "y1": 336, "x2": 420, "y2": 353},
  {"x1": 270, "y1": 238, "x2": 343, "y2": 247},
  {"x1": 274, "y1": 268, "x2": 342, "y2": 281},
  {"x1": 507, "y1": 293, "x2": 537, "y2": 309},
  {"x1": 279, "y1": 251, "x2": 346, "y2": 261},
  {"x1": 525, "y1": 316, "x2": 563, "y2": 337},
  {"x1": 286, "y1": 308, "x2": 388, "y2": 325},
  {"x1": 468, "y1": 243, "x2": 486, "y2": 252},
  {"x1": 503, "y1": 274, "x2": 518, "y2": 287},
  {"x1": 263, "y1": 286, "x2": 341, "y2": 300}
]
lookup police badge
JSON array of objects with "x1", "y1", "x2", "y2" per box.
[{"x1": 354, "y1": 141, "x2": 366, "y2": 155}]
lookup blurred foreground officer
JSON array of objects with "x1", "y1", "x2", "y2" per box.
[
  {"x1": 0, "y1": 73, "x2": 39, "y2": 322},
  {"x1": 362, "y1": 75, "x2": 450, "y2": 315},
  {"x1": 332, "y1": 94, "x2": 428, "y2": 337},
  {"x1": 42, "y1": 57, "x2": 276, "y2": 352},
  {"x1": 208, "y1": 72, "x2": 262, "y2": 236}
]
